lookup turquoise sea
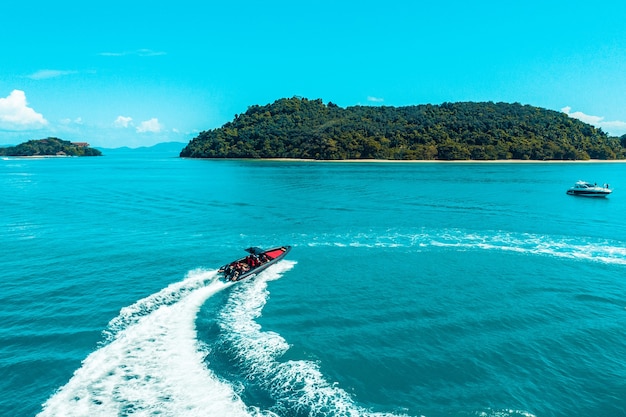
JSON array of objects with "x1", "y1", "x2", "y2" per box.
[{"x1": 2, "y1": 148, "x2": 625, "y2": 417}]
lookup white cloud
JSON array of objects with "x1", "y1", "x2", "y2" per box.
[
  {"x1": 597, "y1": 120, "x2": 626, "y2": 132},
  {"x1": 99, "y1": 52, "x2": 126, "y2": 57},
  {"x1": 367, "y1": 96, "x2": 384, "y2": 103},
  {"x1": 114, "y1": 116, "x2": 133, "y2": 128},
  {"x1": 61, "y1": 117, "x2": 83, "y2": 125},
  {"x1": 562, "y1": 106, "x2": 626, "y2": 136},
  {"x1": 114, "y1": 116, "x2": 163, "y2": 133},
  {"x1": 28, "y1": 69, "x2": 78, "y2": 80},
  {"x1": 0, "y1": 90, "x2": 48, "y2": 130},
  {"x1": 99, "y1": 49, "x2": 166, "y2": 57},
  {"x1": 137, "y1": 49, "x2": 167, "y2": 57},
  {"x1": 136, "y1": 118, "x2": 162, "y2": 133}
]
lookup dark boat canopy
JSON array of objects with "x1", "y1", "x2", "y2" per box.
[{"x1": 245, "y1": 247, "x2": 265, "y2": 255}]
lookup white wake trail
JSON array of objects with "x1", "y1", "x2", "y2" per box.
[
  {"x1": 219, "y1": 261, "x2": 406, "y2": 417},
  {"x1": 38, "y1": 269, "x2": 253, "y2": 417}
]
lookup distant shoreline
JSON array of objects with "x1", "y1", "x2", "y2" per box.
[
  {"x1": 1, "y1": 155, "x2": 75, "y2": 159},
  {"x1": 200, "y1": 158, "x2": 626, "y2": 164}
]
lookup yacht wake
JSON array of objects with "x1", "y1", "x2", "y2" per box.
[{"x1": 305, "y1": 228, "x2": 626, "y2": 265}]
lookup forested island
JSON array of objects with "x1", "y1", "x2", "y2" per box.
[
  {"x1": 0, "y1": 137, "x2": 102, "y2": 157},
  {"x1": 180, "y1": 98, "x2": 626, "y2": 160}
]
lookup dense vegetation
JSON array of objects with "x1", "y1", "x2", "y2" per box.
[
  {"x1": 180, "y1": 98, "x2": 626, "y2": 160},
  {"x1": 0, "y1": 137, "x2": 102, "y2": 157}
]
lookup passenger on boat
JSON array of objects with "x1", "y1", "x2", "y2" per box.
[
  {"x1": 224, "y1": 264, "x2": 235, "y2": 276},
  {"x1": 225, "y1": 261, "x2": 250, "y2": 281},
  {"x1": 229, "y1": 270, "x2": 238, "y2": 281},
  {"x1": 246, "y1": 255, "x2": 260, "y2": 267}
]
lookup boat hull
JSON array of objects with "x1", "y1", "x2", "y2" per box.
[
  {"x1": 566, "y1": 189, "x2": 611, "y2": 197},
  {"x1": 219, "y1": 246, "x2": 291, "y2": 282}
]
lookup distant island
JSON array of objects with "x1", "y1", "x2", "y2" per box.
[
  {"x1": 0, "y1": 137, "x2": 102, "y2": 157},
  {"x1": 180, "y1": 97, "x2": 626, "y2": 160}
]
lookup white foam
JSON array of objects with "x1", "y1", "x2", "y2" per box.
[
  {"x1": 38, "y1": 269, "x2": 254, "y2": 417},
  {"x1": 102, "y1": 268, "x2": 216, "y2": 343},
  {"x1": 218, "y1": 261, "x2": 407, "y2": 417},
  {"x1": 306, "y1": 229, "x2": 626, "y2": 265}
]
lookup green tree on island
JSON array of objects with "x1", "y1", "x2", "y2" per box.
[
  {"x1": 0, "y1": 137, "x2": 102, "y2": 157},
  {"x1": 180, "y1": 98, "x2": 626, "y2": 160}
]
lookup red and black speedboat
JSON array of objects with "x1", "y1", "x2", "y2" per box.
[{"x1": 218, "y1": 246, "x2": 291, "y2": 282}]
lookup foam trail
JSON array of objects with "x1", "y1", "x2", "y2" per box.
[
  {"x1": 219, "y1": 261, "x2": 406, "y2": 417},
  {"x1": 307, "y1": 229, "x2": 626, "y2": 265},
  {"x1": 102, "y1": 268, "x2": 217, "y2": 343},
  {"x1": 38, "y1": 269, "x2": 255, "y2": 417}
]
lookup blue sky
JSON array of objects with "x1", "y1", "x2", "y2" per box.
[{"x1": 2, "y1": 0, "x2": 626, "y2": 148}]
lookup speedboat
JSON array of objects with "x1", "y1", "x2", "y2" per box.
[
  {"x1": 566, "y1": 181, "x2": 612, "y2": 197},
  {"x1": 218, "y1": 246, "x2": 291, "y2": 282}
]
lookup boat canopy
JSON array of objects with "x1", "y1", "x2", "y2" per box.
[
  {"x1": 245, "y1": 247, "x2": 265, "y2": 255},
  {"x1": 575, "y1": 181, "x2": 595, "y2": 188}
]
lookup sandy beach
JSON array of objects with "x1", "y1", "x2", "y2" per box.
[{"x1": 249, "y1": 158, "x2": 626, "y2": 164}]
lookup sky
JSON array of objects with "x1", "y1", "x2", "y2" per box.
[{"x1": 2, "y1": 0, "x2": 626, "y2": 148}]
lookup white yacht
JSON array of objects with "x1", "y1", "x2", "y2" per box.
[{"x1": 566, "y1": 181, "x2": 612, "y2": 197}]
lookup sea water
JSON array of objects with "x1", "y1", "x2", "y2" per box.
[{"x1": 1, "y1": 150, "x2": 625, "y2": 417}]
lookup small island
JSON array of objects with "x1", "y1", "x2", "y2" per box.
[
  {"x1": 180, "y1": 97, "x2": 626, "y2": 160},
  {"x1": 0, "y1": 137, "x2": 102, "y2": 157}
]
